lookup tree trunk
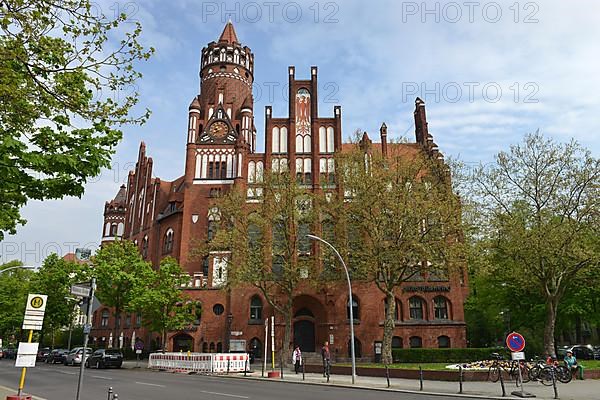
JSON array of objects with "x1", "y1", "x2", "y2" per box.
[
  {"x1": 162, "y1": 328, "x2": 167, "y2": 353},
  {"x1": 544, "y1": 297, "x2": 558, "y2": 358},
  {"x1": 283, "y1": 310, "x2": 292, "y2": 365},
  {"x1": 382, "y1": 292, "x2": 395, "y2": 365}
]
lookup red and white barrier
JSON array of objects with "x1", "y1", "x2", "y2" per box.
[{"x1": 148, "y1": 352, "x2": 248, "y2": 374}]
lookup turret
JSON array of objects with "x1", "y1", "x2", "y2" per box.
[{"x1": 101, "y1": 185, "x2": 127, "y2": 244}]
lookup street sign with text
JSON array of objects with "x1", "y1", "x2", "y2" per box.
[
  {"x1": 22, "y1": 294, "x2": 47, "y2": 330},
  {"x1": 70, "y1": 284, "x2": 91, "y2": 298}
]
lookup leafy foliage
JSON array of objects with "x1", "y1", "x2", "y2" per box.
[
  {"x1": 92, "y1": 240, "x2": 153, "y2": 341},
  {"x1": 0, "y1": 0, "x2": 154, "y2": 239},
  {"x1": 335, "y1": 141, "x2": 465, "y2": 364},
  {"x1": 202, "y1": 170, "x2": 317, "y2": 352},
  {"x1": 31, "y1": 253, "x2": 89, "y2": 341},
  {"x1": 129, "y1": 257, "x2": 196, "y2": 352},
  {"x1": 467, "y1": 131, "x2": 600, "y2": 356},
  {"x1": 0, "y1": 260, "x2": 33, "y2": 340}
]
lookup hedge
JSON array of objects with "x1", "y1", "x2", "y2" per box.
[{"x1": 391, "y1": 348, "x2": 508, "y2": 363}]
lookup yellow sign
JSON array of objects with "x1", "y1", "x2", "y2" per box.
[{"x1": 30, "y1": 296, "x2": 44, "y2": 309}]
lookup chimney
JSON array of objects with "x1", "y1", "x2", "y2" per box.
[
  {"x1": 414, "y1": 97, "x2": 429, "y2": 146},
  {"x1": 380, "y1": 122, "x2": 388, "y2": 157}
]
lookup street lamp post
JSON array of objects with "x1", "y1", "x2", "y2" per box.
[
  {"x1": 0, "y1": 265, "x2": 35, "y2": 274},
  {"x1": 306, "y1": 234, "x2": 356, "y2": 384}
]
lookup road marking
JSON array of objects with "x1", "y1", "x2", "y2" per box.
[
  {"x1": 199, "y1": 390, "x2": 249, "y2": 399},
  {"x1": 54, "y1": 370, "x2": 77, "y2": 375},
  {"x1": 135, "y1": 381, "x2": 166, "y2": 387},
  {"x1": 92, "y1": 375, "x2": 113, "y2": 380}
]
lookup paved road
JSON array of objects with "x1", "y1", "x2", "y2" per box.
[{"x1": 0, "y1": 359, "x2": 476, "y2": 400}]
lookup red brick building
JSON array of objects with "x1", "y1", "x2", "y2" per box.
[{"x1": 94, "y1": 23, "x2": 468, "y2": 360}]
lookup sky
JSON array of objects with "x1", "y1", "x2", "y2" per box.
[{"x1": 2, "y1": 0, "x2": 600, "y2": 265}]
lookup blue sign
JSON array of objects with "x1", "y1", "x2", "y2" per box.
[{"x1": 506, "y1": 332, "x2": 526, "y2": 352}]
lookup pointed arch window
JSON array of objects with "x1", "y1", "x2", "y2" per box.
[
  {"x1": 163, "y1": 228, "x2": 174, "y2": 254},
  {"x1": 141, "y1": 236, "x2": 149, "y2": 258}
]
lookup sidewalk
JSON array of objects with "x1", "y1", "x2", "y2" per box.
[
  {"x1": 227, "y1": 368, "x2": 600, "y2": 400},
  {"x1": 0, "y1": 385, "x2": 46, "y2": 400}
]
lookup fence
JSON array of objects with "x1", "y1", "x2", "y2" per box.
[{"x1": 148, "y1": 352, "x2": 248, "y2": 374}]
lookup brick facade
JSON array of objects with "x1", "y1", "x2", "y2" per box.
[{"x1": 93, "y1": 23, "x2": 468, "y2": 360}]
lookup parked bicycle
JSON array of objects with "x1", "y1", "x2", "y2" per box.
[{"x1": 488, "y1": 353, "x2": 530, "y2": 386}]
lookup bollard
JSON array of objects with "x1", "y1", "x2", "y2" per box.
[
  {"x1": 459, "y1": 366, "x2": 463, "y2": 394},
  {"x1": 419, "y1": 366, "x2": 423, "y2": 391},
  {"x1": 261, "y1": 357, "x2": 265, "y2": 378},
  {"x1": 244, "y1": 360, "x2": 248, "y2": 377},
  {"x1": 302, "y1": 360, "x2": 305, "y2": 381},
  {"x1": 499, "y1": 367, "x2": 506, "y2": 397},
  {"x1": 107, "y1": 387, "x2": 113, "y2": 400},
  {"x1": 385, "y1": 365, "x2": 390, "y2": 388},
  {"x1": 227, "y1": 359, "x2": 230, "y2": 375},
  {"x1": 113, "y1": 394, "x2": 118, "y2": 400},
  {"x1": 551, "y1": 367, "x2": 559, "y2": 399}
]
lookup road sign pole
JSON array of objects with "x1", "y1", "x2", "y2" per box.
[
  {"x1": 16, "y1": 329, "x2": 33, "y2": 396},
  {"x1": 75, "y1": 277, "x2": 95, "y2": 400}
]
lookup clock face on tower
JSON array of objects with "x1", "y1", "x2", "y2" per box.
[{"x1": 209, "y1": 121, "x2": 228, "y2": 138}]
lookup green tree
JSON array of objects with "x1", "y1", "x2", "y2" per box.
[
  {"x1": 336, "y1": 141, "x2": 464, "y2": 365},
  {"x1": 93, "y1": 240, "x2": 153, "y2": 345},
  {"x1": 469, "y1": 132, "x2": 600, "y2": 357},
  {"x1": 0, "y1": 0, "x2": 154, "y2": 239},
  {"x1": 130, "y1": 257, "x2": 196, "y2": 352},
  {"x1": 31, "y1": 253, "x2": 88, "y2": 347},
  {"x1": 205, "y1": 170, "x2": 316, "y2": 354},
  {"x1": 0, "y1": 260, "x2": 33, "y2": 340}
]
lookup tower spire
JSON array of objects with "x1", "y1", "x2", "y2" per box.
[{"x1": 218, "y1": 21, "x2": 239, "y2": 44}]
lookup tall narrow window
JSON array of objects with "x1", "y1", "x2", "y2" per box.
[
  {"x1": 409, "y1": 296, "x2": 425, "y2": 320},
  {"x1": 347, "y1": 296, "x2": 360, "y2": 320},
  {"x1": 101, "y1": 310, "x2": 109, "y2": 327},
  {"x1": 163, "y1": 229, "x2": 174, "y2": 253},
  {"x1": 141, "y1": 236, "x2": 149, "y2": 258},
  {"x1": 250, "y1": 296, "x2": 263, "y2": 320},
  {"x1": 434, "y1": 296, "x2": 450, "y2": 320}
]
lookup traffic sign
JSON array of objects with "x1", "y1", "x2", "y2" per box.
[
  {"x1": 506, "y1": 332, "x2": 526, "y2": 352},
  {"x1": 22, "y1": 294, "x2": 47, "y2": 330},
  {"x1": 70, "y1": 284, "x2": 91, "y2": 298}
]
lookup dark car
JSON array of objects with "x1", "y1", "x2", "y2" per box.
[
  {"x1": 85, "y1": 349, "x2": 123, "y2": 369},
  {"x1": 3, "y1": 347, "x2": 17, "y2": 359},
  {"x1": 46, "y1": 349, "x2": 69, "y2": 364},
  {"x1": 567, "y1": 345, "x2": 596, "y2": 360},
  {"x1": 37, "y1": 347, "x2": 51, "y2": 362}
]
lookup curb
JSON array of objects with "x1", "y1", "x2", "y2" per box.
[{"x1": 210, "y1": 373, "x2": 512, "y2": 400}]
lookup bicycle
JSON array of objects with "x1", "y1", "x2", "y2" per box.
[
  {"x1": 488, "y1": 353, "x2": 530, "y2": 386},
  {"x1": 538, "y1": 364, "x2": 572, "y2": 385}
]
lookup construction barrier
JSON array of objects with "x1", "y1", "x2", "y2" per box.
[{"x1": 148, "y1": 352, "x2": 248, "y2": 374}]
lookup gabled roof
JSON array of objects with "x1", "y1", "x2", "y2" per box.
[{"x1": 218, "y1": 21, "x2": 239, "y2": 44}]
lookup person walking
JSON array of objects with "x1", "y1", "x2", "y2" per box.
[
  {"x1": 292, "y1": 345, "x2": 302, "y2": 374},
  {"x1": 321, "y1": 341, "x2": 330, "y2": 377}
]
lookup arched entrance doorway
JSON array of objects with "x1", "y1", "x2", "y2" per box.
[
  {"x1": 172, "y1": 333, "x2": 194, "y2": 352},
  {"x1": 293, "y1": 310, "x2": 315, "y2": 352},
  {"x1": 292, "y1": 295, "x2": 326, "y2": 353}
]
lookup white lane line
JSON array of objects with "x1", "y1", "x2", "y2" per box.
[
  {"x1": 91, "y1": 375, "x2": 113, "y2": 380},
  {"x1": 135, "y1": 381, "x2": 166, "y2": 387},
  {"x1": 54, "y1": 370, "x2": 77, "y2": 375},
  {"x1": 199, "y1": 390, "x2": 249, "y2": 399}
]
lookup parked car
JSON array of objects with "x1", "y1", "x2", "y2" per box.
[
  {"x1": 2, "y1": 347, "x2": 17, "y2": 359},
  {"x1": 566, "y1": 345, "x2": 596, "y2": 360},
  {"x1": 64, "y1": 347, "x2": 92, "y2": 366},
  {"x1": 593, "y1": 346, "x2": 600, "y2": 360},
  {"x1": 36, "y1": 347, "x2": 51, "y2": 362},
  {"x1": 46, "y1": 349, "x2": 69, "y2": 364},
  {"x1": 85, "y1": 349, "x2": 123, "y2": 369}
]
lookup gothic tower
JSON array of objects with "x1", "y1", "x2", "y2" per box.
[{"x1": 184, "y1": 22, "x2": 256, "y2": 185}]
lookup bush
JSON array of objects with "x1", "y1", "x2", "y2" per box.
[{"x1": 391, "y1": 348, "x2": 508, "y2": 363}]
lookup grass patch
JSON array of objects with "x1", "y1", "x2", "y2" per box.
[{"x1": 579, "y1": 360, "x2": 600, "y2": 370}]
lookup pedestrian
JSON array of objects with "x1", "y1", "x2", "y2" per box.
[
  {"x1": 292, "y1": 345, "x2": 302, "y2": 374},
  {"x1": 564, "y1": 350, "x2": 579, "y2": 378},
  {"x1": 321, "y1": 341, "x2": 330, "y2": 377}
]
